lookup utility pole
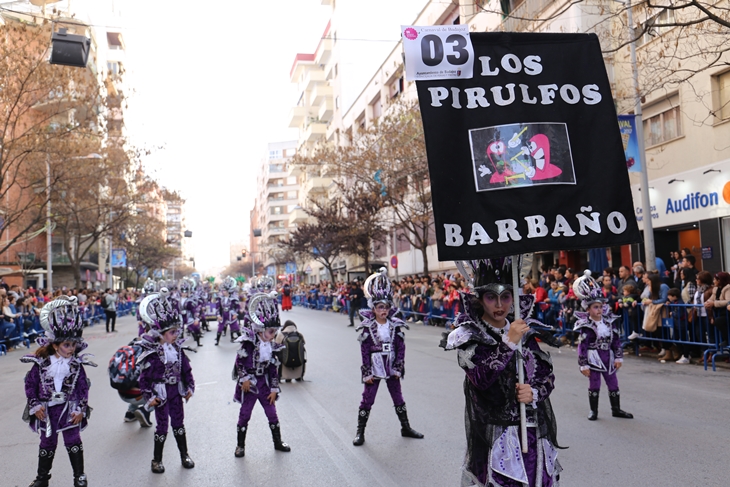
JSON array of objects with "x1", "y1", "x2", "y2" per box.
[{"x1": 626, "y1": 0, "x2": 656, "y2": 272}]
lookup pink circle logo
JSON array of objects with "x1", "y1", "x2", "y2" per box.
[{"x1": 404, "y1": 28, "x2": 418, "y2": 40}]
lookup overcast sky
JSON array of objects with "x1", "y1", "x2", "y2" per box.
[{"x1": 105, "y1": 0, "x2": 427, "y2": 274}]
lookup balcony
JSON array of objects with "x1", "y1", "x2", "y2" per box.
[
  {"x1": 315, "y1": 37, "x2": 333, "y2": 65},
  {"x1": 303, "y1": 119, "x2": 327, "y2": 142},
  {"x1": 311, "y1": 83, "x2": 332, "y2": 105},
  {"x1": 267, "y1": 227, "x2": 288, "y2": 235},
  {"x1": 302, "y1": 69, "x2": 325, "y2": 93},
  {"x1": 318, "y1": 98, "x2": 334, "y2": 122},
  {"x1": 302, "y1": 176, "x2": 332, "y2": 195},
  {"x1": 288, "y1": 163, "x2": 303, "y2": 178},
  {"x1": 288, "y1": 106, "x2": 309, "y2": 128},
  {"x1": 289, "y1": 207, "x2": 309, "y2": 225}
]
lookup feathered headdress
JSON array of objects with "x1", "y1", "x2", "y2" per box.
[
  {"x1": 572, "y1": 270, "x2": 606, "y2": 309},
  {"x1": 222, "y1": 276, "x2": 237, "y2": 292},
  {"x1": 139, "y1": 288, "x2": 181, "y2": 334},
  {"x1": 39, "y1": 296, "x2": 84, "y2": 344},
  {"x1": 363, "y1": 267, "x2": 392, "y2": 308},
  {"x1": 247, "y1": 291, "x2": 281, "y2": 331}
]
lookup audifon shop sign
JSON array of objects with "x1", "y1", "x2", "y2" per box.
[{"x1": 631, "y1": 159, "x2": 730, "y2": 230}]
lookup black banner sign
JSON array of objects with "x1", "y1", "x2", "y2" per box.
[{"x1": 416, "y1": 32, "x2": 641, "y2": 261}]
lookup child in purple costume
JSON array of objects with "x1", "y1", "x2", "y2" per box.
[
  {"x1": 233, "y1": 290, "x2": 291, "y2": 457},
  {"x1": 22, "y1": 296, "x2": 95, "y2": 487},
  {"x1": 137, "y1": 289, "x2": 196, "y2": 474},
  {"x1": 353, "y1": 269, "x2": 423, "y2": 446},
  {"x1": 441, "y1": 258, "x2": 562, "y2": 487},
  {"x1": 573, "y1": 270, "x2": 633, "y2": 421}
]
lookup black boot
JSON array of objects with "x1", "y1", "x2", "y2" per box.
[
  {"x1": 353, "y1": 408, "x2": 370, "y2": 446},
  {"x1": 609, "y1": 390, "x2": 634, "y2": 419},
  {"x1": 67, "y1": 444, "x2": 87, "y2": 487},
  {"x1": 195, "y1": 334, "x2": 203, "y2": 347},
  {"x1": 151, "y1": 433, "x2": 166, "y2": 474},
  {"x1": 215, "y1": 333, "x2": 221, "y2": 346},
  {"x1": 173, "y1": 427, "x2": 195, "y2": 468},
  {"x1": 28, "y1": 448, "x2": 55, "y2": 487},
  {"x1": 234, "y1": 426, "x2": 247, "y2": 458},
  {"x1": 395, "y1": 404, "x2": 424, "y2": 439},
  {"x1": 588, "y1": 390, "x2": 599, "y2": 421},
  {"x1": 270, "y1": 423, "x2": 291, "y2": 452}
]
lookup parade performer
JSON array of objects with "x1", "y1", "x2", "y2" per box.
[
  {"x1": 440, "y1": 258, "x2": 562, "y2": 487},
  {"x1": 573, "y1": 270, "x2": 633, "y2": 421},
  {"x1": 281, "y1": 283, "x2": 293, "y2": 311},
  {"x1": 138, "y1": 289, "x2": 196, "y2": 474},
  {"x1": 233, "y1": 291, "x2": 291, "y2": 457},
  {"x1": 22, "y1": 296, "x2": 95, "y2": 487},
  {"x1": 216, "y1": 277, "x2": 241, "y2": 345},
  {"x1": 180, "y1": 278, "x2": 203, "y2": 347},
  {"x1": 353, "y1": 269, "x2": 423, "y2": 447},
  {"x1": 137, "y1": 278, "x2": 157, "y2": 336},
  {"x1": 198, "y1": 282, "x2": 212, "y2": 332}
]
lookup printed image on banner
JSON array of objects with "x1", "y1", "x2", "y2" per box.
[
  {"x1": 469, "y1": 122, "x2": 575, "y2": 192},
  {"x1": 618, "y1": 115, "x2": 641, "y2": 173}
]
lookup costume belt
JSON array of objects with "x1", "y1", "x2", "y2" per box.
[
  {"x1": 589, "y1": 343, "x2": 611, "y2": 351},
  {"x1": 380, "y1": 343, "x2": 392, "y2": 353},
  {"x1": 48, "y1": 392, "x2": 67, "y2": 402},
  {"x1": 155, "y1": 376, "x2": 178, "y2": 385}
]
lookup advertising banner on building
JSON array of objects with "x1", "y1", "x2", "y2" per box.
[
  {"x1": 618, "y1": 115, "x2": 641, "y2": 173},
  {"x1": 630, "y1": 158, "x2": 730, "y2": 230},
  {"x1": 111, "y1": 248, "x2": 127, "y2": 268},
  {"x1": 413, "y1": 32, "x2": 641, "y2": 261}
]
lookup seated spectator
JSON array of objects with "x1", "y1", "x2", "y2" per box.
[{"x1": 1, "y1": 295, "x2": 19, "y2": 340}]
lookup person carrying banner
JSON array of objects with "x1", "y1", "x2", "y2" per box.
[
  {"x1": 572, "y1": 270, "x2": 633, "y2": 421},
  {"x1": 440, "y1": 258, "x2": 562, "y2": 487},
  {"x1": 353, "y1": 269, "x2": 423, "y2": 447}
]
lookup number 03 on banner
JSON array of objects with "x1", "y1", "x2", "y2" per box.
[{"x1": 401, "y1": 25, "x2": 474, "y2": 81}]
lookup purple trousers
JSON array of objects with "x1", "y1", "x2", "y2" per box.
[
  {"x1": 588, "y1": 349, "x2": 619, "y2": 391},
  {"x1": 186, "y1": 321, "x2": 201, "y2": 337},
  {"x1": 237, "y1": 378, "x2": 279, "y2": 427},
  {"x1": 38, "y1": 404, "x2": 82, "y2": 450},
  {"x1": 218, "y1": 319, "x2": 240, "y2": 334},
  {"x1": 154, "y1": 384, "x2": 185, "y2": 435},
  {"x1": 359, "y1": 377, "x2": 405, "y2": 411}
]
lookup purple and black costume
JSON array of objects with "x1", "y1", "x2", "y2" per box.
[
  {"x1": 23, "y1": 296, "x2": 95, "y2": 487},
  {"x1": 442, "y1": 258, "x2": 562, "y2": 487},
  {"x1": 353, "y1": 269, "x2": 423, "y2": 446},
  {"x1": 137, "y1": 289, "x2": 196, "y2": 473},
  {"x1": 232, "y1": 290, "x2": 290, "y2": 457},
  {"x1": 572, "y1": 270, "x2": 633, "y2": 421}
]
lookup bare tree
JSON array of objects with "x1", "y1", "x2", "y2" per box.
[
  {"x1": 281, "y1": 198, "x2": 348, "y2": 281},
  {"x1": 0, "y1": 18, "x2": 105, "y2": 255}
]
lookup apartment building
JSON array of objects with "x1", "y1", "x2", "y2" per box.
[{"x1": 250, "y1": 141, "x2": 299, "y2": 279}]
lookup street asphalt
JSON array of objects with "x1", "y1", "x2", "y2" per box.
[{"x1": 1, "y1": 307, "x2": 727, "y2": 487}]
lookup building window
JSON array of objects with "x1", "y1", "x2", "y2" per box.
[
  {"x1": 107, "y1": 32, "x2": 124, "y2": 50},
  {"x1": 107, "y1": 61, "x2": 122, "y2": 76},
  {"x1": 270, "y1": 206, "x2": 283, "y2": 215},
  {"x1": 500, "y1": 0, "x2": 525, "y2": 16},
  {"x1": 269, "y1": 163, "x2": 285, "y2": 173},
  {"x1": 636, "y1": 8, "x2": 675, "y2": 48},
  {"x1": 643, "y1": 96, "x2": 682, "y2": 147},
  {"x1": 716, "y1": 71, "x2": 730, "y2": 122},
  {"x1": 371, "y1": 96, "x2": 382, "y2": 120},
  {"x1": 286, "y1": 190, "x2": 298, "y2": 200}
]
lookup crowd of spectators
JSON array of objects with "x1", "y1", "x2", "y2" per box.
[{"x1": 0, "y1": 277, "x2": 141, "y2": 348}]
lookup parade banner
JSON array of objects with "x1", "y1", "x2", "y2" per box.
[
  {"x1": 414, "y1": 32, "x2": 641, "y2": 261},
  {"x1": 618, "y1": 115, "x2": 641, "y2": 173}
]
